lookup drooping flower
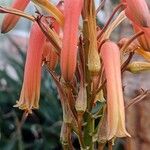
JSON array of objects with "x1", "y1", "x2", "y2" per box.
[
  {"x1": 101, "y1": 41, "x2": 130, "y2": 140},
  {"x1": 60, "y1": 0, "x2": 83, "y2": 82},
  {"x1": 123, "y1": 0, "x2": 150, "y2": 26},
  {"x1": 1, "y1": 0, "x2": 30, "y2": 33},
  {"x1": 42, "y1": 7, "x2": 61, "y2": 70},
  {"x1": 42, "y1": 40, "x2": 58, "y2": 70},
  {"x1": 14, "y1": 22, "x2": 45, "y2": 112},
  {"x1": 123, "y1": 0, "x2": 150, "y2": 51}
]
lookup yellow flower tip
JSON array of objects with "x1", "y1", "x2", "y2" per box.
[
  {"x1": 15, "y1": 88, "x2": 40, "y2": 112},
  {"x1": 14, "y1": 100, "x2": 38, "y2": 114},
  {"x1": 135, "y1": 48, "x2": 150, "y2": 61},
  {"x1": 107, "y1": 120, "x2": 131, "y2": 140}
]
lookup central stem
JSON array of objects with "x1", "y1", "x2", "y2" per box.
[{"x1": 82, "y1": 0, "x2": 96, "y2": 149}]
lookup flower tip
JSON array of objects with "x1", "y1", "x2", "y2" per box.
[
  {"x1": 1, "y1": 0, "x2": 30, "y2": 33},
  {"x1": 1, "y1": 16, "x2": 16, "y2": 33},
  {"x1": 1, "y1": 23, "x2": 9, "y2": 33},
  {"x1": 13, "y1": 100, "x2": 38, "y2": 114},
  {"x1": 107, "y1": 127, "x2": 131, "y2": 141}
]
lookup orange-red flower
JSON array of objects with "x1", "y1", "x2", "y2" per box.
[
  {"x1": 101, "y1": 41, "x2": 130, "y2": 139},
  {"x1": 42, "y1": 9, "x2": 61, "y2": 70},
  {"x1": 14, "y1": 22, "x2": 45, "y2": 112},
  {"x1": 60, "y1": 0, "x2": 83, "y2": 82},
  {"x1": 123, "y1": 0, "x2": 150, "y2": 51},
  {"x1": 42, "y1": 40, "x2": 58, "y2": 70},
  {"x1": 1, "y1": 0, "x2": 30, "y2": 33},
  {"x1": 123, "y1": 0, "x2": 150, "y2": 26}
]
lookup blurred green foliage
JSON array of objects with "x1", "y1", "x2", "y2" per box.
[{"x1": 0, "y1": 38, "x2": 62, "y2": 150}]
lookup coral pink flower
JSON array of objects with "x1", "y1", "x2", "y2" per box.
[
  {"x1": 123, "y1": 0, "x2": 150, "y2": 51},
  {"x1": 124, "y1": 0, "x2": 150, "y2": 30},
  {"x1": 14, "y1": 22, "x2": 45, "y2": 112},
  {"x1": 101, "y1": 41, "x2": 130, "y2": 139},
  {"x1": 123, "y1": 0, "x2": 150, "y2": 26},
  {"x1": 60, "y1": 0, "x2": 83, "y2": 82},
  {"x1": 1, "y1": 0, "x2": 29, "y2": 33},
  {"x1": 42, "y1": 40, "x2": 58, "y2": 70},
  {"x1": 42, "y1": 11, "x2": 61, "y2": 70}
]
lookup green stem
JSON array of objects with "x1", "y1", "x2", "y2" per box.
[
  {"x1": 83, "y1": 112, "x2": 95, "y2": 149},
  {"x1": 82, "y1": 0, "x2": 96, "y2": 149}
]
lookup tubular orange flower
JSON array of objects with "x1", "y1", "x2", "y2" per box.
[
  {"x1": 101, "y1": 41, "x2": 130, "y2": 140},
  {"x1": 14, "y1": 22, "x2": 45, "y2": 112},
  {"x1": 42, "y1": 40, "x2": 58, "y2": 70},
  {"x1": 123, "y1": 0, "x2": 150, "y2": 26},
  {"x1": 123, "y1": 0, "x2": 150, "y2": 51},
  {"x1": 60, "y1": 0, "x2": 83, "y2": 82},
  {"x1": 1, "y1": 0, "x2": 30, "y2": 33},
  {"x1": 42, "y1": 11, "x2": 61, "y2": 70}
]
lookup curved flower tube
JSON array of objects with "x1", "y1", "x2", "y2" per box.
[
  {"x1": 101, "y1": 41, "x2": 130, "y2": 140},
  {"x1": 14, "y1": 22, "x2": 45, "y2": 113},
  {"x1": 123, "y1": 0, "x2": 150, "y2": 51},
  {"x1": 42, "y1": 10, "x2": 61, "y2": 70},
  {"x1": 60, "y1": 0, "x2": 83, "y2": 82},
  {"x1": 123, "y1": 0, "x2": 150, "y2": 27},
  {"x1": 42, "y1": 40, "x2": 58, "y2": 70},
  {"x1": 1, "y1": 0, "x2": 30, "y2": 33}
]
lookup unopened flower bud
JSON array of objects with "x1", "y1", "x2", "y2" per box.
[
  {"x1": 87, "y1": 0, "x2": 101, "y2": 74},
  {"x1": 75, "y1": 86, "x2": 87, "y2": 112},
  {"x1": 88, "y1": 49, "x2": 101, "y2": 74},
  {"x1": 127, "y1": 61, "x2": 150, "y2": 73}
]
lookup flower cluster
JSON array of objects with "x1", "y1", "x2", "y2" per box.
[{"x1": 0, "y1": 0, "x2": 150, "y2": 149}]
